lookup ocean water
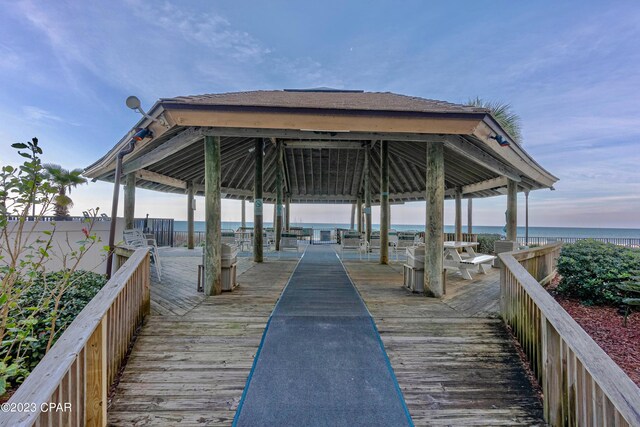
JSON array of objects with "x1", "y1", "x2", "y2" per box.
[{"x1": 173, "y1": 221, "x2": 640, "y2": 238}]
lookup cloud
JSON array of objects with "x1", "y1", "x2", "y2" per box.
[{"x1": 22, "y1": 106, "x2": 81, "y2": 126}]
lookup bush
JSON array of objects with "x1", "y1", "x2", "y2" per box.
[
  {"x1": 556, "y1": 240, "x2": 640, "y2": 305},
  {"x1": 1, "y1": 271, "x2": 106, "y2": 392},
  {"x1": 476, "y1": 233, "x2": 502, "y2": 254}
]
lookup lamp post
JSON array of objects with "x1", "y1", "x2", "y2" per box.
[{"x1": 105, "y1": 127, "x2": 151, "y2": 278}]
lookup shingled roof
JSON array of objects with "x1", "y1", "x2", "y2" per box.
[
  {"x1": 161, "y1": 90, "x2": 488, "y2": 115},
  {"x1": 85, "y1": 89, "x2": 558, "y2": 203}
]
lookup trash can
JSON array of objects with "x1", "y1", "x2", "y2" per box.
[
  {"x1": 221, "y1": 243, "x2": 238, "y2": 291},
  {"x1": 200, "y1": 243, "x2": 238, "y2": 292}
]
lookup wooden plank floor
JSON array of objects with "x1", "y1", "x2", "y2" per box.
[
  {"x1": 109, "y1": 246, "x2": 544, "y2": 426},
  {"x1": 343, "y1": 261, "x2": 545, "y2": 426},
  {"x1": 108, "y1": 254, "x2": 299, "y2": 426}
]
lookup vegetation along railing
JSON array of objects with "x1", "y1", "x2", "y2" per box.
[
  {"x1": 499, "y1": 243, "x2": 640, "y2": 426},
  {"x1": 517, "y1": 236, "x2": 640, "y2": 248},
  {"x1": 2, "y1": 248, "x2": 150, "y2": 427}
]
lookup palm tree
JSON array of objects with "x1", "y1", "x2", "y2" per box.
[
  {"x1": 43, "y1": 164, "x2": 87, "y2": 219},
  {"x1": 467, "y1": 97, "x2": 523, "y2": 144}
]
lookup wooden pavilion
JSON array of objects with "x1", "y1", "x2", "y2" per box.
[{"x1": 84, "y1": 89, "x2": 558, "y2": 297}]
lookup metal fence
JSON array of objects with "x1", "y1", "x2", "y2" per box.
[
  {"x1": 311, "y1": 229, "x2": 338, "y2": 245},
  {"x1": 133, "y1": 218, "x2": 174, "y2": 247},
  {"x1": 516, "y1": 236, "x2": 640, "y2": 248}
]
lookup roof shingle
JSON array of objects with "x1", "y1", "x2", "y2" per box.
[{"x1": 161, "y1": 90, "x2": 488, "y2": 114}]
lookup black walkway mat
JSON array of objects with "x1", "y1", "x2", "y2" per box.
[{"x1": 233, "y1": 245, "x2": 413, "y2": 427}]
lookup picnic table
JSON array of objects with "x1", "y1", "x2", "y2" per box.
[{"x1": 443, "y1": 241, "x2": 495, "y2": 280}]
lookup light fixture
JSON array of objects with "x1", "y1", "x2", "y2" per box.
[{"x1": 126, "y1": 95, "x2": 170, "y2": 128}]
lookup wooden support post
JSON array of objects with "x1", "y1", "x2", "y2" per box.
[
  {"x1": 380, "y1": 140, "x2": 389, "y2": 264},
  {"x1": 467, "y1": 197, "x2": 473, "y2": 234},
  {"x1": 275, "y1": 141, "x2": 283, "y2": 250},
  {"x1": 350, "y1": 203, "x2": 356, "y2": 230},
  {"x1": 254, "y1": 139, "x2": 264, "y2": 262},
  {"x1": 356, "y1": 195, "x2": 363, "y2": 233},
  {"x1": 241, "y1": 199, "x2": 246, "y2": 229},
  {"x1": 455, "y1": 187, "x2": 462, "y2": 242},
  {"x1": 425, "y1": 142, "x2": 445, "y2": 297},
  {"x1": 187, "y1": 182, "x2": 195, "y2": 250},
  {"x1": 124, "y1": 173, "x2": 136, "y2": 230},
  {"x1": 364, "y1": 144, "x2": 372, "y2": 245},
  {"x1": 85, "y1": 317, "x2": 107, "y2": 426},
  {"x1": 507, "y1": 179, "x2": 518, "y2": 242},
  {"x1": 525, "y1": 190, "x2": 530, "y2": 245},
  {"x1": 285, "y1": 194, "x2": 290, "y2": 231},
  {"x1": 542, "y1": 316, "x2": 563, "y2": 424},
  {"x1": 204, "y1": 136, "x2": 222, "y2": 296}
]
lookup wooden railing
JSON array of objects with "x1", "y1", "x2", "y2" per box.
[
  {"x1": 174, "y1": 230, "x2": 205, "y2": 247},
  {"x1": 509, "y1": 242, "x2": 562, "y2": 286},
  {"x1": 2, "y1": 248, "x2": 150, "y2": 427},
  {"x1": 500, "y1": 244, "x2": 640, "y2": 426},
  {"x1": 444, "y1": 232, "x2": 477, "y2": 242},
  {"x1": 517, "y1": 236, "x2": 640, "y2": 248}
]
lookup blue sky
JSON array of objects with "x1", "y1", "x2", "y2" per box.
[{"x1": 1, "y1": 0, "x2": 639, "y2": 228}]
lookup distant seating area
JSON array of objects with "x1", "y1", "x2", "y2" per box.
[
  {"x1": 279, "y1": 233, "x2": 300, "y2": 257},
  {"x1": 123, "y1": 228, "x2": 162, "y2": 280},
  {"x1": 340, "y1": 231, "x2": 368, "y2": 260}
]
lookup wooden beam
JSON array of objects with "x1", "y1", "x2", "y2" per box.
[
  {"x1": 283, "y1": 140, "x2": 363, "y2": 149},
  {"x1": 241, "y1": 199, "x2": 246, "y2": 229},
  {"x1": 335, "y1": 149, "x2": 340, "y2": 195},
  {"x1": 122, "y1": 127, "x2": 203, "y2": 174},
  {"x1": 204, "y1": 136, "x2": 222, "y2": 296},
  {"x1": 124, "y1": 173, "x2": 136, "y2": 229},
  {"x1": 467, "y1": 197, "x2": 473, "y2": 234},
  {"x1": 425, "y1": 142, "x2": 444, "y2": 298},
  {"x1": 380, "y1": 140, "x2": 389, "y2": 264},
  {"x1": 285, "y1": 150, "x2": 300, "y2": 194},
  {"x1": 254, "y1": 139, "x2": 264, "y2": 262},
  {"x1": 299, "y1": 149, "x2": 307, "y2": 194},
  {"x1": 285, "y1": 194, "x2": 290, "y2": 230},
  {"x1": 135, "y1": 169, "x2": 187, "y2": 189},
  {"x1": 176, "y1": 110, "x2": 480, "y2": 136},
  {"x1": 350, "y1": 149, "x2": 361, "y2": 195},
  {"x1": 187, "y1": 182, "x2": 195, "y2": 249},
  {"x1": 525, "y1": 190, "x2": 529, "y2": 245},
  {"x1": 507, "y1": 179, "x2": 518, "y2": 241},
  {"x1": 350, "y1": 203, "x2": 355, "y2": 229},
  {"x1": 462, "y1": 176, "x2": 509, "y2": 194},
  {"x1": 356, "y1": 195, "x2": 363, "y2": 233},
  {"x1": 444, "y1": 136, "x2": 521, "y2": 182},
  {"x1": 275, "y1": 141, "x2": 284, "y2": 251},
  {"x1": 364, "y1": 144, "x2": 372, "y2": 244},
  {"x1": 455, "y1": 187, "x2": 462, "y2": 242}
]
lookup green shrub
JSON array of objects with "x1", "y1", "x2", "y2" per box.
[
  {"x1": 476, "y1": 233, "x2": 502, "y2": 254},
  {"x1": 556, "y1": 240, "x2": 640, "y2": 305},
  {"x1": 0, "y1": 271, "x2": 106, "y2": 392}
]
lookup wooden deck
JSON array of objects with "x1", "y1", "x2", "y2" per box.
[
  {"x1": 344, "y1": 261, "x2": 544, "y2": 426},
  {"x1": 108, "y1": 246, "x2": 544, "y2": 426}
]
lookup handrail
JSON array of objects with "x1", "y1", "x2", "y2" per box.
[
  {"x1": 500, "y1": 245, "x2": 640, "y2": 426},
  {"x1": 508, "y1": 242, "x2": 562, "y2": 285},
  {"x1": 1, "y1": 248, "x2": 150, "y2": 427}
]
